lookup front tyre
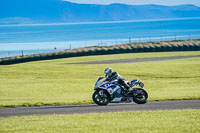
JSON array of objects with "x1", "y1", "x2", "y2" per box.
[
  {"x1": 92, "y1": 90, "x2": 110, "y2": 106},
  {"x1": 132, "y1": 88, "x2": 148, "y2": 104}
]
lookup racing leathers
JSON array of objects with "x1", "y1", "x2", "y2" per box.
[{"x1": 105, "y1": 72, "x2": 130, "y2": 91}]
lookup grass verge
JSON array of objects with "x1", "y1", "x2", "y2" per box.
[
  {"x1": 0, "y1": 51, "x2": 200, "y2": 107},
  {"x1": 0, "y1": 109, "x2": 200, "y2": 133}
]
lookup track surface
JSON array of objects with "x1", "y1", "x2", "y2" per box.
[
  {"x1": 0, "y1": 100, "x2": 199, "y2": 117},
  {"x1": 67, "y1": 55, "x2": 200, "y2": 64}
]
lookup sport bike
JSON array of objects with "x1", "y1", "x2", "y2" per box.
[{"x1": 92, "y1": 77, "x2": 148, "y2": 105}]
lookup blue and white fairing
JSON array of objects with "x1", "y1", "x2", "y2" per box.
[{"x1": 94, "y1": 78, "x2": 121, "y2": 95}]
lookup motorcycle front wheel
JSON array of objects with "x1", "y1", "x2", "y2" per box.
[
  {"x1": 92, "y1": 90, "x2": 110, "y2": 106},
  {"x1": 132, "y1": 88, "x2": 148, "y2": 104}
]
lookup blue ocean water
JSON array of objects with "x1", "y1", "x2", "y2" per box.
[{"x1": 0, "y1": 18, "x2": 200, "y2": 58}]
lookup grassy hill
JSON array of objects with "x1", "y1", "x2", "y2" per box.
[
  {"x1": 0, "y1": 51, "x2": 200, "y2": 107},
  {"x1": 1, "y1": 39, "x2": 200, "y2": 65},
  {"x1": 1, "y1": 0, "x2": 200, "y2": 24}
]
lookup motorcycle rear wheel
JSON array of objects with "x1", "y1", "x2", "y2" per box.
[
  {"x1": 132, "y1": 88, "x2": 148, "y2": 104},
  {"x1": 92, "y1": 90, "x2": 110, "y2": 106}
]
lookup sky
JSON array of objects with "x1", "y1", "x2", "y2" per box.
[{"x1": 64, "y1": 0, "x2": 200, "y2": 6}]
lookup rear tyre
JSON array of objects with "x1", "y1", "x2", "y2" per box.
[
  {"x1": 132, "y1": 88, "x2": 148, "y2": 104},
  {"x1": 92, "y1": 90, "x2": 110, "y2": 106}
]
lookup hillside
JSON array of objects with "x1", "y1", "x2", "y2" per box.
[{"x1": 0, "y1": 0, "x2": 200, "y2": 24}]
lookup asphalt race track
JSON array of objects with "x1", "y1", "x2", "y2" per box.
[
  {"x1": 67, "y1": 55, "x2": 200, "y2": 64},
  {"x1": 0, "y1": 100, "x2": 199, "y2": 117}
]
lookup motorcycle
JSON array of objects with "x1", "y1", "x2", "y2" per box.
[{"x1": 92, "y1": 77, "x2": 148, "y2": 105}]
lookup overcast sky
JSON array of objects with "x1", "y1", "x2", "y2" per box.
[{"x1": 64, "y1": 0, "x2": 200, "y2": 6}]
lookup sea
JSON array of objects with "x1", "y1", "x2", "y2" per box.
[{"x1": 0, "y1": 18, "x2": 200, "y2": 58}]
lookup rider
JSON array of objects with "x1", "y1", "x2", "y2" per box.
[{"x1": 104, "y1": 68, "x2": 131, "y2": 94}]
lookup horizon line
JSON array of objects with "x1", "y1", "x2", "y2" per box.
[{"x1": 0, "y1": 17, "x2": 200, "y2": 27}]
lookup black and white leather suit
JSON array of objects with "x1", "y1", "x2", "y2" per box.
[{"x1": 105, "y1": 72, "x2": 130, "y2": 90}]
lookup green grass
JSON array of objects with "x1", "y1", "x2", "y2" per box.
[
  {"x1": 0, "y1": 51, "x2": 200, "y2": 107},
  {"x1": 0, "y1": 109, "x2": 200, "y2": 133}
]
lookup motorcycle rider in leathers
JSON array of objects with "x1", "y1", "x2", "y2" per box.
[{"x1": 104, "y1": 68, "x2": 131, "y2": 95}]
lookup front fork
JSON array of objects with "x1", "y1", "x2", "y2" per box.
[
  {"x1": 99, "y1": 90, "x2": 104, "y2": 97},
  {"x1": 98, "y1": 90, "x2": 108, "y2": 98}
]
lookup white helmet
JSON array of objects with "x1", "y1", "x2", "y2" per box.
[{"x1": 104, "y1": 68, "x2": 113, "y2": 77}]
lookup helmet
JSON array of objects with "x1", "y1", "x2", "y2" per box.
[{"x1": 104, "y1": 68, "x2": 113, "y2": 77}]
